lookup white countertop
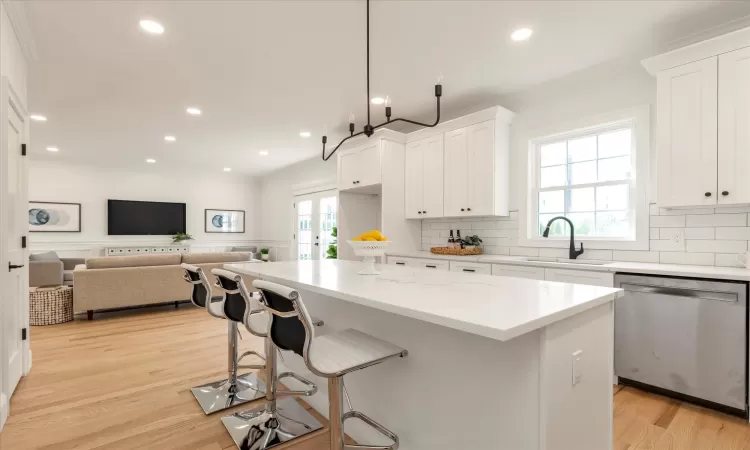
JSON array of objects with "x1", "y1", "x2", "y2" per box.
[
  {"x1": 387, "y1": 250, "x2": 750, "y2": 281},
  {"x1": 225, "y1": 259, "x2": 622, "y2": 342}
]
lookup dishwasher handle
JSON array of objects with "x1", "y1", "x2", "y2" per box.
[{"x1": 621, "y1": 283, "x2": 739, "y2": 303}]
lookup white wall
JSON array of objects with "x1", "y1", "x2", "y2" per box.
[
  {"x1": 0, "y1": 3, "x2": 28, "y2": 106},
  {"x1": 28, "y1": 161, "x2": 263, "y2": 256},
  {"x1": 258, "y1": 156, "x2": 336, "y2": 259}
]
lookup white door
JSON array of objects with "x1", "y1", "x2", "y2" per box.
[
  {"x1": 443, "y1": 128, "x2": 468, "y2": 217},
  {"x1": 718, "y1": 47, "x2": 750, "y2": 205},
  {"x1": 404, "y1": 140, "x2": 424, "y2": 219},
  {"x1": 0, "y1": 77, "x2": 29, "y2": 418},
  {"x1": 294, "y1": 190, "x2": 338, "y2": 260},
  {"x1": 657, "y1": 57, "x2": 718, "y2": 207},
  {"x1": 422, "y1": 135, "x2": 444, "y2": 219},
  {"x1": 466, "y1": 121, "x2": 495, "y2": 216}
]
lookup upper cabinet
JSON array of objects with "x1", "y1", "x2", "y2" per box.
[
  {"x1": 405, "y1": 135, "x2": 443, "y2": 219},
  {"x1": 444, "y1": 121, "x2": 496, "y2": 216},
  {"x1": 338, "y1": 140, "x2": 382, "y2": 192},
  {"x1": 643, "y1": 27, "x2": 750, "y2": 207}
]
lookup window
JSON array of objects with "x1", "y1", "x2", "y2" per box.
[{"x1": 524, "y1": 107, "x2": 649, "y2": 250}]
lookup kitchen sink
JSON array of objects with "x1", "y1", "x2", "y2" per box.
[{"x1": 519, "y1": 257, "x2": 611, "y2": 266}]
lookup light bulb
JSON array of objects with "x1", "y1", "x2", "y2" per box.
[
  {"x1": 385, "y1": 95, "x2": 391, "y2": 107},
  {"x1": 437, "y1": 73, "x2": 444, "y2": 85},
  {"x1": 349, "y1": 113, "x2": 355, "y2": 124}
]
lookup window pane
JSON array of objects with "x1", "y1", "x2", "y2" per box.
[
  {"x1": 569, "y1": 161, "x2": 597, "y2": 185},
  {"x1": 598, "y1": 129, "x2": 631, "y2": 159},
  {"x1": 566, "y1": 212, "x2": 596, "y2": 237},
  {"x1": 570, "y1": 187, "x2": 595, "y2": 212},
  {"x1": 598, "y1": 156, "x2": 631, "y2": 181},
  {"x1": 539, "y1": 214, "x2": 569, "y2": 237},
  {"x1": 540, "y1": 141, "x2": 566, "y2": 167},
  {"x1": 596, "y1": 211, "x2": 630, "y2": 237},
  {"x1": 541, "y1": 165, "x2": 566, "y2": 188},
  {"x1": 596, "y1": 184, "x2": 629, "y2": 211},
  {"x1": 567, "y1": 136, "x2": 596, "y2": 162},
  {"x1": 539, "y1": 190, "x2": 564, "y2": 213}
]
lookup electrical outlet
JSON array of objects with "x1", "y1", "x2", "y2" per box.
[{"x1": 572, "y1": 350, "x2": 583, "y2": 386}]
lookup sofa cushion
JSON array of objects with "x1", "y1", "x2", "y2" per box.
[
  {"x1": 86, "y1": 253, "x2": 181, "y2": 269},
  {"x1": 30, "y1": 251, "x2": 60, "y2": 262},
  {"x1": 182, "y1": 252, "x2": 251, "y2": 264}
]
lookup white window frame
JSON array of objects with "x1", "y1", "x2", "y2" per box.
[{"x1": 519, "y1": 105, "x2": 650, "y2": 251}]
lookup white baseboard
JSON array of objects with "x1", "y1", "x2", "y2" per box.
[{"x1": 0, "y1": 392, "x2": 8, "y2": 432}]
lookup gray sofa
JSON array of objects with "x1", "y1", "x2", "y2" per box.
[{"x1": 29, "y1": 252, "x2": 85, "y2": 287}]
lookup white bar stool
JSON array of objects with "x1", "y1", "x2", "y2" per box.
[
  {"x1": 181, "y1": 264, "x2": 266, "y2": 415},
  {"x1": 251, "y1": 279, "x2": 407, "y2": 450}
]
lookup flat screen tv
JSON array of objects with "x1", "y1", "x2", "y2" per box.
[{"x1": 108, "y1": 200, "x2": 186, "y2": 236}]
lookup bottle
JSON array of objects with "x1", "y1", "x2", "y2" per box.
[
  {"x1": 448, "y1": 230, "x2": 455, "y2": 249},
  {"x1": 456, "y1": 230, "x2": 463, "y2": 249}
]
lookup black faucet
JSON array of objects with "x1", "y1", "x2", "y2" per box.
[{"x1": 542, "y1": 216, "x2": 584, "y2": 260}]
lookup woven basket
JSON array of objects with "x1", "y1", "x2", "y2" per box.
[
  {"x1": 30, "y1": 286, "x2": 73, "y2": 326},
  {"x1": 430, "y1": 246, "x2": 483, "y2": 256}
]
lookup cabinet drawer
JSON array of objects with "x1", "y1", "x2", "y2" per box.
[
  {"x1": 417, "y1": 259, "x2": 450, "y2": 271},
  {"x1": 491, "y1": 264, "x2": 546, "y2": 280},
  {"x1": 387, "y1": 257, "x2": 412, "y2": 267},
  {"x1": 544, "y1": 268, "x2": 614, "y2": 287},
  {"x1": 449, "y1": 261, "x2": 491, "y2": 275}
]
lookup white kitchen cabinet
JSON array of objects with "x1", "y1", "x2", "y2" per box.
[
  {"x1": 656, "y1": 57, "x2": 718, "y2": 207},
  {"x1": 386, "y1": 256, "x2": 450, "y2": 271},
  {"x1": 544, "y1": 268, "x2": 614, "y2": 287},
  {"x1": 388, "y1": 257, "x2": 412, "y2": 267},
  {"x1": 405, "y1": 135, "x2": 443, "y2": 219},
  {"x1": 338, "y1": 140, "x2": 382, "y2": 192},
  {"x1": 492, "y1": 264, "x2": 546, "y2": 281},
  {"x1": 443, "y1": 128, "x2": 468, "y2": 217},
  {"x1": 718, "y1": 47, "x2": 750, "y2": 205},
  {"x1": 449, "y1": 261, "x2": 491, "y2": 275}
]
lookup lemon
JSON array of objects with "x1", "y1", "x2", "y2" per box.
[
  {"x1": 362, "y1": 237, "x2": 377, "y2": 241},
  {"x1": 352, "y1": 237, "x2": 362, "y2": 241}
]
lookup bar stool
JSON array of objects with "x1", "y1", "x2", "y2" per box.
[
  {"x1": 181, "y1": 264, "x2": 266, "y2": 415},
  {"x1": 218, "y1": 271, "x2": 324, "y2": 450},
  {"x1": 252, "y1": 279, "x2": 407, "y2": 450}
]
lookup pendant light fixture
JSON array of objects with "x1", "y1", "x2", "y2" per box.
[{"x1": 321, "y1": 0, "x2": 443, "y2": 161}]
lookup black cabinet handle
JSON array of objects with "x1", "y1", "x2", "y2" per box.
[
  {"x1": 8, "y1": 263, "x2": 24, "y2": 271},
  {"x1": 462, "y1": 269, "x2": 475, "y2": 273},
  {"x1": 418, "y1": 211, "x2": 422, "y2": 214},
  {"x1": 396, "y1": 262, "x2": 405, "y2": 265},
  {"x1": 467, "y1": 208, "x2": 472, "y2": 211},
  {"x1": 461, "y1": 208, "x2": 465, "y2": 211},
  {"x1": 705, "y1": 192, "x2": 712, "y2": 197},
  {"x1": 722, "y1": 191, "x2": 729, "y2": 196},
  {"x1": 422, "y1": 211, "x2": 427, "y2": 214},
  {"x1": 426, "y1": 265, "x2": 437, "y2": 268}
]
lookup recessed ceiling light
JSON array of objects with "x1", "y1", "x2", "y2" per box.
[
  {"x1": 146, "y1": 158, "x2": 156, "y2": 163},
  {"x1": 299, "y1": 131, "x2": 311, "y2": 138},
  {"x1": 30, "y1": 114, "x2": 47, "y2": 122},
  {"x1": 164, "y1": 135, "x2": 176, "y2": 142},
  {"x1": 223, "y1": 167, "x2": 232, "y2": 172},
  {"x1": 139, "y1": 19, "x2": 164, "y2": 35},
  {"x1": 259, "y1": 150, "x2": 268, "y2": 156},
  {"x1": 186, "y1": 107, "x2": 201, "y2": 116},
  {"x1": 370, "y1": 97, "x2": 385, "y2": 105},
  {"x1": 511, "y1": 27, "x2": 533, "y2": 42},
  {"x1": 46, "y1": 146, "x2": 59, "y2": 152}
]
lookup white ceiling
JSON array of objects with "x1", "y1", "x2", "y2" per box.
[{"x1": 24, "y1": 1, "x2": 750, "y2": 176}]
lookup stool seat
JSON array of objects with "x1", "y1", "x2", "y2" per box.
[
  {"x1": 309, "y1": 329, "x2": 406, "y2": 376},
  {"x1": 207, "y1": 296, "x2": 225, "y2": 318}
]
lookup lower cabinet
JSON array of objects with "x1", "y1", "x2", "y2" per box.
[
  {"x1": 449, "y1": 261, "x2": 491, "y2": 275},
  {"x1": 386, "y1": 256, "x2": 450, "y2": 271},
  {"x1": 543, "y1": 268, "x2": 614, "y2": 287},
  {"x1": 492, "y1": 264, "x2": 546, "y2": 280}
]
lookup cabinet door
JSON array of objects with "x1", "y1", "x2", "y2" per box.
[
  {"x1": 422, "y1": 136, "x2": 444, "y2": 218},
  {"x1": 466, "y1": 121, "x2": 495, "y2": 216},
  {"x1": 339, "y1": 150, "x2": 360, "y2": 190},
  {"x1": 657, "y1": 57, "x2": 718, "y2": 207},
  {"x1": 357, "y1": 142, "x2": 382, "y2": 187},
  {"x1": 405, "y1": 140, "x2": 424, "y2": 219},
  {"x1": 544, "y1": 268, "x2": 614, "y2": 287},
  {"x1": 444, "y1": 128, "x2": 468, "y2": 216},
  {"x1": 492, "y1": 264, "x2": 546, "y2": 280},
  {"x1": 718, "y1": 47, "x2": 750, "y2": 205}
]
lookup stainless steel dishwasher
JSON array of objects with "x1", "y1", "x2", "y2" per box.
[{"x1": 615, "y1": 273, "x2": 748, "y2": 417}]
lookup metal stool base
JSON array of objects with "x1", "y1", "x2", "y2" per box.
[
  {"x1": 221, "y1": 397, "x2": 323, "y2": 450},
  {"x1": 191, "y1": 372, "x2": 266, "y2": 415}
]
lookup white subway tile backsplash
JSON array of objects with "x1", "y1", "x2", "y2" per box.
[
  {"x1": 650, "y1": 215, "x2": 686, "y2": 227},
  {"x1": 650, "y1": 228, "x2": 660, "y2": 239},
  {"x1": 423, "y1": 230, "x2": 441, "y2": 238},
  {"x1": 715, "y1": 253, "x2": 745, "y2": 268},
  {"x1": 659, "y1": 207, "x2": 714, "y2": 215},
  {"x1": 497, "y1": 221, "x2": 519, "y2": 230},
  {"x1": 686, "y1": 240, "x2": 747, "y2": 253},
  {"x1": 659, "y1": 252, "x2": 715, "y2": 266},
  {"x1": 650, "y1": 239, "x2": 685, "y2": 252},
  {"x1": 421, "y1": 236, "x2": 431, "y2": 244},
  {"x1": 481, "y1": 229, "x2": 517, "y2": 238},
  {"x1": 649, "y1": 204, "x2": 660, "y2": 215},
  {"x1": 686, "y1": 214, "x2": 747, "y2": 227},
  {"x1": 611, "y1": 250, "x2": 660, "y2": 263},
  {"x1": 538, "y1": 248, "x2": 568, "y2": 258},
  {"x1": 684, "y1": 227, "x2": 714, "y2": 239},
  {"x1": 716, "y1": 227, "x2": 750, "y2": 240},
  {"x1": 578, "y1": 249, "x2": 613, "y2": 261},
  {"x1": 659, "y1": 228, "x2": 684, "y2": 241},
  {"x1": 509, "y1": 247, "x2": 539, "y2": 257},
  {"x1": 430, "y1": 222, "x2": 450, "y2": 230},
  {"x1": 715, "y1": 206, "x2": 750, "y2": 214},
  {"x1": 484, "y1": 246, "x2": 510, "y2": 255}
]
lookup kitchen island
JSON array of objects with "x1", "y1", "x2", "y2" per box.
[{"x1": 226, "y1": 259, "x2": 623, "y2": 450}]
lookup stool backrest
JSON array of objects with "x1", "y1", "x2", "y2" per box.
[
  {"x1": 252, "y1": 280, "x2": 315, "y2": 358},
  {"x1": 181, "y1": 263, "x2": 210, "y2": 308},
  {"x1": 212, "y1": 269, "x2": 249, "y2": 323}
]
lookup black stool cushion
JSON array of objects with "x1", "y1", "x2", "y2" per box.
[
  {"x1": 260, "y1": 289, "x2": 306, "y2": 357},
  {"x1": 185, "y1": 270, "x2": 207, "y2": 308},
  {"x1": 216, "y1": 275, "x2": 246, "y2": 323}
]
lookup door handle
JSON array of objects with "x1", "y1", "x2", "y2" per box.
[
  {"x1": 314, "y1": 243, "x2": 319, "y2": 246},
  {"x1": 8, "y1": 263, "x2": 24, "y2": 271}
]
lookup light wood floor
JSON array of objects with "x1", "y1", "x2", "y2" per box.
[{"x1": 3, "y1": 306, "x2": 750, "y2": 449}]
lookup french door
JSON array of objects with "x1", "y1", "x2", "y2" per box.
[
  {"x1": 294, "y1": 190, "x2": 337, "y2": 260},
  {"x1": 0, "y1": 77, "x2": 30, "y2": 428}
]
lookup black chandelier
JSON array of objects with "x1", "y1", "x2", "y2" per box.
[{"x1": 321, "y1": 0, "x2": 443, "y2": 161}]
